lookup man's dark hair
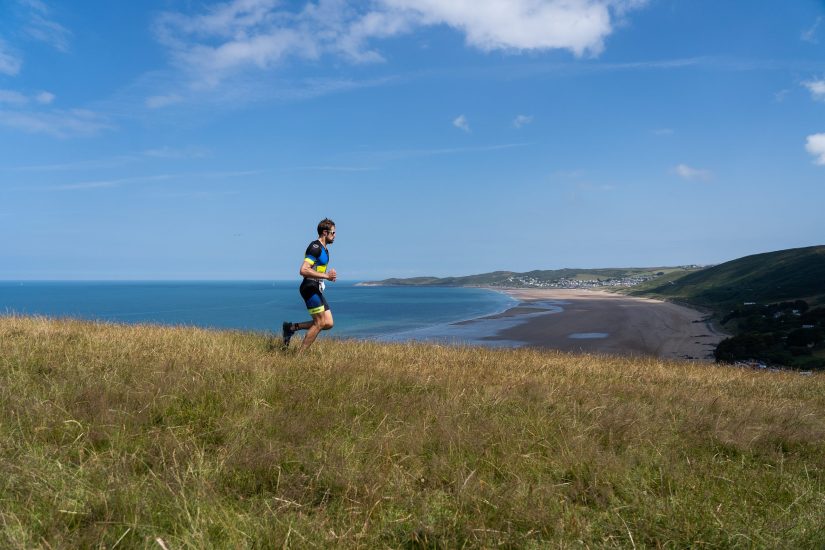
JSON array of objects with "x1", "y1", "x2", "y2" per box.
[{"x1": 317, "y1": 218, "x2": 335, "y2": 236}]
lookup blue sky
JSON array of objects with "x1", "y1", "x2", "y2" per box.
[{"x1": 1, "y1": 0, "x2": 823, "y2": 280}]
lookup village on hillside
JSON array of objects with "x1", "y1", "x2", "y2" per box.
[{"x1": 493, "y1": 271, "x2": 691, "y2": 289}]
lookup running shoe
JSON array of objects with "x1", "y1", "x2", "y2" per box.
[{"x1": 282, "y1": 321, "x2": 295, "y2": 347}]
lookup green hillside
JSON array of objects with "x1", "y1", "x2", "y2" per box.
[
  {"x1": 629, "y1": 245, "x2": 825, "y2": 309},
  {"x1": 627, "y1": 246, "x2": 825, "y2": 369}
]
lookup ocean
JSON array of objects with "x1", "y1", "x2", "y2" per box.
[{"x1": 0, "y1": 281, "x2": 518, "y2": 346}]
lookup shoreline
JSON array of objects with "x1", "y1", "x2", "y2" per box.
[{"x1": 459, "y1": 288, "x2": 726, "y2": 361}]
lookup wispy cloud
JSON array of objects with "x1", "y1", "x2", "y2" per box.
[
  {"x1": 139, "y1": 71, "x2": 400, "y2": 111},
  {"x1": 18, "y1": 0, "x2": 72, "y2": 52},
  {"x1": 0, "y1": 39, "x2": 22, "y2": 75},
  {"x1": 802, "y1": 16, "x2": 822, "y2": 44},
  {"x1": 803, "y1": 79, "x2": 825, "y2": 101},
  {"x1": 142, "y1": 146, "x2": 210, "y2": 159},
  {"x1": 45, "y1": 170, "x2": 261, "y2": 191},
  {"x1": 550, "y1": 169, "x2": 587, "y2": 179},
  {"x1": 806, "y1": 133, "x2": 825, "y2": 166},
  {"x1": 0, "y1": 109, "x2": 112, "y2": 138},
  {"x1": 673, "y1": 163, "x2": 711, "y2": 181},
  {"x1": 9, "y1": 156, "x2": 139, "y2": 172},
  {"x1": 152, "y1": 190, "x2": 243, "y2": 200},
  {"x1": 576, "y1": 181, "x2": 615, "y2": 192},
  {"x1": 145, "y1": 94, "x2": 183, "y2": 109},
  {"x1": 287, "y1": 165, "x2": 377, "y2": 172},
  {"x1": 7, "y1": 147, "x2": 211, "y2": 172},
  {"x1": 49, "y1": 174, "x2": 175, "y2": 191},
  {"x1": 512, "y1": 114, "x2": 533, "y2": 128},
  {"x1": 453, "y1": 114, "x2": 470, "y2": 132},
  {"x1": 344, "y1": 142, "x2": 528, "y2": 163},
  {"x1": 0, "y1": 89, "x2": 29, "y2": 105},
  {"x1": 0, "y1": 88, "x2": 56, "y2": 106},
  {"x1": 0, "y1": 3, "x2": 80, "y2": 138}
]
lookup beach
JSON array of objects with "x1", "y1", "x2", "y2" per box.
[{"x1": 460, "y1": 289, "x2": 726, "y2": 361}]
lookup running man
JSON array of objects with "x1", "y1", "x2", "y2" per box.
[{"x1": 282, "y1": 218, "x2": 337, "y2": 352}]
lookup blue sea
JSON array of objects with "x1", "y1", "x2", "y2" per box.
[{"x1": 0, "y1": 281, "x2": 519, "y2": 346}]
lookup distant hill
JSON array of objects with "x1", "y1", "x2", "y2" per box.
[
  {"x1": 628, "y1": 245, "x2": 825, "y2": 309},
  {"x1": 360, "y1": 267, "x2": 698, "y2": 289}
]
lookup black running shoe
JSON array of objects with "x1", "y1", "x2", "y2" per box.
[{"x1": 282, "y1": 322, "x2": 295, "y2": 347}]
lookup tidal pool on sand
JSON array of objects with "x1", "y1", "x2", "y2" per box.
[{"x1": 568, "y1": 332, "x2": 609, "y2": 339}]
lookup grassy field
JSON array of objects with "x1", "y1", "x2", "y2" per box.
[{"x1": 1, "y1": 316, "x2": 824, "y2": 548}]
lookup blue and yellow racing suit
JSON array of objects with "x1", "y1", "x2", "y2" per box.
[{"x1": 299, "y1": 239, "x2": 330, "y2": 315}]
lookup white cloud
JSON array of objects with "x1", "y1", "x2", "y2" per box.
[
  {"x1": 673, "y1": 163, "x2": 711, "y2": 181},
  {"x1": 35, "y1": 91, "x2": 55, "y2": 104},
  {"x1": 805, "y1": 133, "x2": 825, "y2": 166},
  {"x1": 0, "y1": 40, "x2": 22, "y2": 75},
  {"x1": 512, "y1": 114, "x2": 533, "y2": 128},
  {"x1": 802, "y1": 16, "x2": 822, "y2": 44},
  {"x1": 0, "y1": 109, "x2": 111, "y2": 138},
  {"x1": 453, "y1": 114, "x2": 470, "y2": 132},
  {"x1": 803, "y1": 79, "x2": 825, "y2": 101},
  {"x1": 153, "y1": 0, "x2": 649, "y2": 88},
  {"x1": 384, "y1": 0, "x2": 644, "y2": 56}
]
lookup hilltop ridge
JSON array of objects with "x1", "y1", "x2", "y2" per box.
[
  {"x1": 628, "y1": 245, "x2": 825, "y2": 308},
  {"x1": 1, "y1": 316, "x2": 823, "y2": 547}
]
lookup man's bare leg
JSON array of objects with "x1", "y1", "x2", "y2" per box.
[{"x1": 299, "y1": 310, "x2": 334, "y2": 353}]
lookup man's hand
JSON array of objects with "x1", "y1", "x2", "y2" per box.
[{"x1": 327, "y1": 268, "x2": 337, "y2": 282}]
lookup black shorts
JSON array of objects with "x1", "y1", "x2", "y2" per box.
[{"x1": 300, "y1": 279, "x2": 329, "y2": 315}]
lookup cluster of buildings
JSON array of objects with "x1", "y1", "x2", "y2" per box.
[{"x1": 498, "y1": 273, "x2": 663, "y2": 289}]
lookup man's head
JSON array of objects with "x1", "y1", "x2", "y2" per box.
[{"x1": 317, "y1": 218, "x2": 336, "y2": 243}]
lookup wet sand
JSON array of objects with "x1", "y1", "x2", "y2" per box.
[{"x1": 461, "y1": 289, "x2": 726, "y2": 361}]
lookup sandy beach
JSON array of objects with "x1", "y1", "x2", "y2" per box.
[{"x1": 461, "y1": 289, "x2": 726, "y2": 361}]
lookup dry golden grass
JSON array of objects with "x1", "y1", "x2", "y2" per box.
[{"x1": 1, "y1": 315, "x2": 824, "y2": 548}]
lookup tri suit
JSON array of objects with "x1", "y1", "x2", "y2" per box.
[{"x1": 300, "y1": 239, "x2": 330, "y2": 315}]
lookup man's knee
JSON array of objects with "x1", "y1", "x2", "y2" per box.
[{"x1": 312, "y1": 312, "x2": 333, "y2": 330}]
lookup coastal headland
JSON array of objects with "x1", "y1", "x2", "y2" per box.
[{"x1": 460, "y1": 289, "x2": 725, "y2": 361}]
